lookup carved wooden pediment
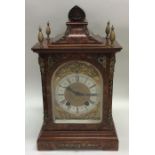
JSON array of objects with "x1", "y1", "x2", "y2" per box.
[{"x1": 49, "y1": 6, "x2": 102, "y2": 45}]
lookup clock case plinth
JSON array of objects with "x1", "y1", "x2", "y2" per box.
[
  {"x1": 37, "y1": 119, "x2": 118, "y2": 150},
  {"x1": 32, "y1": 6, "x2": 122, "y2": 151}
]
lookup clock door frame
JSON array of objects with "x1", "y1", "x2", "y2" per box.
[{"x1": 38, "y1": 52, "x2": 115, "y2": 131}]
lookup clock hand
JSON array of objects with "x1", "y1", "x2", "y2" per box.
[
  {"x1": 66, "y1": 87, "x2": 86, "y2": 96},
  {"x1": 76, "y1": 93, "x2": 98, "y2": 96},
  {"x1": 86, "y1": 93, "x2": 98, "y2": 96},
  {"x1": 66, "y1": 86, "x2": 79, "y2": 95},
  {"x1": 66, "y1": 87, "x2": 98, "y2": 96}
]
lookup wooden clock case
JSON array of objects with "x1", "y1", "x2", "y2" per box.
[{"x1": 31, "y1": 6, "x2": 122, "y2": 150}]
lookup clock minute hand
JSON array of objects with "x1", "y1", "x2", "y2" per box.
[
  {"x1": 66, "y1": 87, "x2": 97, "y2": 96},
  {"x1": 77, "y1": 93, "x2": 98, "y2": 96},
  {"x1": 66, "y1": 87, "x2": 85, "y2": 96},
  {"x1": 66, "y1": 86, "x2": 79, "y2": 95},
  {"x1": 86, "y1": 93, "x2": 98, "y2": 96}
]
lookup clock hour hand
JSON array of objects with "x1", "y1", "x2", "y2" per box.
[
  {"x1": 66, "y1": 87, "x2": 97, "y2": 96},
  {"x1": 77, "y1": 93, "x2": 98, "y2": 96},
  {"x1": 66, "y1": 86, "x2": 86, "y2": 96},
  {"x1": 83, "y1": 93, "x2": 97, "y2": 96},
  {"x1": 66, "y1": 86, "x2": 78, "y2": 95}
]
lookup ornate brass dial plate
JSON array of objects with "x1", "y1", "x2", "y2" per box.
[{"x1": 52, "y1": 61, "x2": 103, "y2": 124}]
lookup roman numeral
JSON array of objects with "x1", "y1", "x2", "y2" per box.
[
  {"x1": 67, "y1": 78, "x2": 71, "y2": 84},
  {"x1": 89, "y1": 84, "x2": 96, "y2": 89},
  {"x1": 75, "y1": 74, "x2": 79, "y2": 82},
  {"x1": 84, "y1": 77, "x2": 89, "y2": 83},
  {"x1": 59, "y1": 84, "x2": 66, "y2": 88},
  {"x1": 60, "y1": 99, "x2": 66, "y2": 104}
]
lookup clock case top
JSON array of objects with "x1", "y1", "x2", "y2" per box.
[
  {"x1": 31, "y1": 6, "x2": 122, "y2": 150},
  {"x1": 32, "y1": 7, "x2": 122, "y2": 53}
]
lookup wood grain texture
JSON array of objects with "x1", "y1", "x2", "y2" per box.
[
  {"x1": 34, "y1": 52, "x2": 120, "y2": 150},
  {"x1": 37, "y1": 119, "x2": 118, "y2": 150},
  {"x1": 31, "y1": 7, "x2": 122, "y2": 150}
]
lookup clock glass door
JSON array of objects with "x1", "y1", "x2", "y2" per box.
[{"x1": 52, "y1": 61, "x2": 103, "y2": 124}]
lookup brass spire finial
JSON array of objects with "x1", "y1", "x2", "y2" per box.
[
  {"x1": 110, "y1": 25, "x2": 115, "y2": 46},
  {"x1": 38, "y1": 27, "x2": 44, "y2": 45},
  {"x1": 46, "y1": 21, "x2": 51, "y2": 40},
  {"x1": 105, "y1": 21, "x2": 110, "y2": 39}
]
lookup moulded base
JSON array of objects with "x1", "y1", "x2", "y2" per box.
[{"x1": 37, "y1": 121, "x2": 118, "y2": 150}]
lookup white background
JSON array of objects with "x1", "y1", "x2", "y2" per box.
[{"x1": 1, "y1": 0, "x2": 155, "y2": 155}]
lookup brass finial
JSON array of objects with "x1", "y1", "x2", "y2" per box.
[
  {"x1": 110, "y1": 25, "x2": 115, "y2": 46},
  {"x1": 38, "y1": 27, "x2": 44, "y2": 45},
  {"x1": 105, "y1": 21, "x2": 110, "y2": 39},
  {"x1": 46, "y1": 21, "x2": 51, "y2": 40}
]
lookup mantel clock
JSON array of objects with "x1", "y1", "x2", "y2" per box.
[{"x1": 31, "y1": 6, "x2": 122, "y2": 150}]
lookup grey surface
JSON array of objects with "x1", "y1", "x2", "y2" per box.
[{"x1": 25, "y1": 0, "x2": 128, "y2": 154}]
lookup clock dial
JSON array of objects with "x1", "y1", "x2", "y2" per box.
[
  {"x1": 55, "y1": 73, "x2": 98, "y2": 115},
  {"x1": 52, "y1": 61, "x2": 103, "y2": 124}
]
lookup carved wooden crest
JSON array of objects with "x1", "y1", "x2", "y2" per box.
[{"x1": 49, "y1": 6, "x2": 102, "y2": 45}]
